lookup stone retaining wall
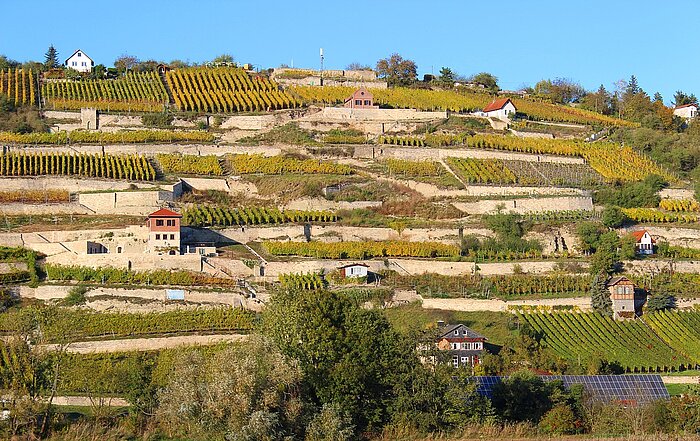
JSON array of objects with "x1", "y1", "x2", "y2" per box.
[{"x1": 452, "y1": 196, "x2": 593, "y2": 214}]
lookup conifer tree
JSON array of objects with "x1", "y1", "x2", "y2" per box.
[
  {"x1": 590, "y1": 271, "x2": 612, "y2": 316},
  {"x1": 44, "y1": 45, "x2": 59, "y2": 70}
]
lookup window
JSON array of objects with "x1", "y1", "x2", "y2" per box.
[
  {"x1": 461, "y1": 356, "x2": 468, "y2": 364},
  {"x1": 355, "y1": 100, "x2": 362, "y2": 106},
  {"x1": 452, "y1": 355, "x2": 458, "y2": 367},
  {"x1": 155, "y1": 234, "x2": 161, "y2": 240},
  {"x1": 81, "y1": 62, "x2": 86, "y2": 66},
  {"x1": 453, "y1": 330, "x2": 458, "y2": 335},
  {"x1": 170, "y1": 234, "x2": 175, "y2": 240},
  {"x1": 462, "y1": 342, "x2": 470, "y2": 350},
  {"x1": 451, "y1": 343, "x2": 458, "y2": 350},
  {"x1": 364, "y1": 100, "x2": 371, "y2": 105},
  {"x1": 167, "y1": 219, "x2": 175, "y2": 226},
  {"x1": 72, "y1": 61, "x2": 77, "y2": 66},
  {"x1": 462, "y1": 329, "x2": 467, "y2": 335},
  {"x1": 77, "y1": 52, "x2": 82, "y2": 57},
  {"x1": 156, "y1": 220, "x2": 164, "y2": 226}
]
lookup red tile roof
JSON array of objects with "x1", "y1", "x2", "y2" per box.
[
  {"x1": 674, "y1": 103, "x2": 698, "y2": 109},
  {"x1": 630, "y1": 230, "x2": 655, "y2": 244},
  {"x1": 483, "y1": 98, "x2": 514, "y2": 113},
  {"x1": 148, "y1": 208, "x2": 182, "y2": 218}
]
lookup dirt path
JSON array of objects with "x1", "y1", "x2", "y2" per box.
[
  {"x1": 51, "y1": 396, "x2": 130, "y2": 407},
  {"x1": 660, "y1": 376, "x2": 700, "y2": 384},
  {"x1": 43, "y1": 334, "x2": 248, "y2": 354}
]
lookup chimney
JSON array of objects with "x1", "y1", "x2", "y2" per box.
[{"x1": 437, "y1": 320, "x2": 445, "y2": 328}]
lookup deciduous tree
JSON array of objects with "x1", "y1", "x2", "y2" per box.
[{"x1": 375, "y1": 53, "x2": 417, "y2": 86}]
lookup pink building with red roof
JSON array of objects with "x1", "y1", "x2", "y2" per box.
[{"x1": 146, "y1": 208, "x2": 182, "y2": 254}]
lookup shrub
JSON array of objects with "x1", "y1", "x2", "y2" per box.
[
  {"x1": 64, "y1": 285, "x2": 90, "y2": 306},
  {"x1": 141, "y1": 112, "x2": 174, "y2": 128}
]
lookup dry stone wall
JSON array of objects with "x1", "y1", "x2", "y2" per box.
[{"x1": 452, "y1": 196, "x2": 593, "y2": 215}]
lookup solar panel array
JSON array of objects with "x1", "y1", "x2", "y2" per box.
[{"x1": 473, "y1": 375, "x2": 669, "y2": 404}]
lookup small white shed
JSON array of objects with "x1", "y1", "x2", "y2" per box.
[
  {"x1": 482, "y1": 98, "x2": 517, "y2": 121},
  {"x1": 338, "y1": 263, "x2": 369, "y2": 278}
]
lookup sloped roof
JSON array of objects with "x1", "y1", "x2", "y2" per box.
[
  {"x1": 674, "y1": 103, "x2": 698, "y2": 110},
  {"x1": 630, "y1": 230, "x2": 656, "y2": 244},
  {"x1": 438, "y1": 323, "x2": 487, "y2": 340},
  {"x1": 338, "y1": 263, "x2": 369, "y2": 269},
  {"x1": 344, "y1": 86, "x2": 372, "y2": 103},
  {"x1": 483, "y1": 98, "x2": 514, "y2": 112},
  {"x1": 148, "y1": 208, "x2": 182, "y2": 218},
  {"x1": 606, "y1": 276, "x2": 633, "y2": 287},
  {"x1": 64, "y1": 49, "x2": 93, "y2": 63}
]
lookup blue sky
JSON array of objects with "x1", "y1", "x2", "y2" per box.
[{"x1": 3, "y1": 0, "x2": 697, "y2": 103}]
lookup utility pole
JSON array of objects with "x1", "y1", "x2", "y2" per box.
[{"x1": 319, "y1": 48, "x2": 324, "y2": 86}]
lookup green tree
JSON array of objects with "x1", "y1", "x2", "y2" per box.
[
  {"x1": 438, "y1": 67, "x2": 455, "y2": 86},
  {"x1": 601, "y1": 206, "x2": 626, "y2": 228},
  {"x1": 590, "y1": 271, "x2": 613, "y2": 316},
  {"x1": 576, "y1": 222, "x2": 604, "y2": 254},
  {"x1": 261, "y1": 288, "x2": 407, "y2": 433},
  {"x1": 305, "y1": 404, "x2": 354, "y2": 441},
  {"x1": 589, "y1": 231, "x2": 620, "y2": 276},
  {"x1": 211, "y1": 54, "x2": 235, "y2": 65},
  {"x1": 491, "y1": 370, "x2": 554, "y2": 422},
  {"x1": 375, "y1": 53, "x2": 417, "y2": 86},
  {"x1": 43, "y1": 45, "x2": 59, "y2": 70},
  {"x1": 114, "y1": 54, "x2": 139, "y2": 74},
  {"x1": 646, "y1": 292, "x2": 675, "y2": 312},
  {"x1": 673, "y1": 90, "x2": 698, "y2": 107},
  {"x1": 538, "y1": 403, "x2": 577, "y2": 435},
  {"x1": 470, "y1": 72, "x2": 499, "y2": 92}
]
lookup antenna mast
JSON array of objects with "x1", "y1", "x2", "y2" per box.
[{"x1": 320, "y1": 48, "x2": 324, "y2": 85}]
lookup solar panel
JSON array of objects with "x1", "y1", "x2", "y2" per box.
[{"x1": 471, "y1": 375, "x2": 669, "y2": 404}]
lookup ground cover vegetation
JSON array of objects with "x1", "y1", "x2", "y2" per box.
[{"x1": 183, "y1": 205, "x2": 338, "y2": 227}]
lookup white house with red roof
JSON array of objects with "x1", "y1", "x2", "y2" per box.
[
  {"x1": 630, "y1": 229, "x2": 655, "y2": 256},
  {"x1": 482, "y1": 98, "x2": 516, "y2": 121},
  {"x1": 673, "y1": 103, "x2": 698, "y2": 120}
]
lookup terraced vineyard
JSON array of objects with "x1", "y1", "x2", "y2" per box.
[
  {"x1": 42, "y1": 71, "x2": 168, "y2": 112},
  {"x1": 521, "y1": 312, "x2": 691, "y2": 372},
  {"x1": 383, "y1": 158, "x2": 444, "y2": 177},
  {"x1": 0, "y1": 152, "x2": 156, "y2": 180},
  {"x1": 183, "y1": 205, "x2": 338, "y2": 227},
  {"x1": 489, "y1": 274, "x2": 590, "y2": 297},
  {"x1": 0, "y1": 130, "x2": 214, "y2": 144},
  {"x1": 279, "y1": 272, "x2": 325, "y2": 290},
  {"x1": 503, "y1": 160, "x2": 604, "y2": 187},
  {"x1": 166, "y1": 67, "x2": 298, "y2": 112},
  {"x1": 291, "y1": 86, "x2": 634, "y2": 126},
  {"x1": 446, "y1": 157, "x2": 516, "y2": 184},
  {"x1": 156, "y1": 153, "x2": 224, "y2": 176},
  {"x1": 644, "y1": 311, "x2": 700, "y2": 365},
  {"x1": 263, "y1": 240, "x2": 461, "y2": 259},
  {"x1": 622, "y1": 208, "x2": 698, "y2": 223},
  {"x1": 228, "y1": 153, "x2": 352, "y2": 175},
  {"x1": 659, "y1": 199, "x2": 699, "y2": 212},
  {"x1": 0, "y1": 68, "x2": 37, "y2": 105}
]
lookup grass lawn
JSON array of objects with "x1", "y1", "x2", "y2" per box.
[
  {"x1": 383, "y1": 301, "x2": 519, "y2": 347},
  {"x1": 666, "y1": 383, "x2": 695, "y2": 396}
]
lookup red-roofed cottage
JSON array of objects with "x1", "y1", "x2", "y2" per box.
[
  {"x1": 482, "y1": 98, "x2": 516, "y2": 120},
  {"x1": 343, "y1": 87, "x2": 378, "y2": 109},
  {"x1": 146, "y1": 208, "x2": 182, "y2": 254},
  {"x1": 630, "y1": 229, "x2": 655, "y2": 256},
  {"x1": 673, "y1": 103, "x2": 698, "y2": 120}
]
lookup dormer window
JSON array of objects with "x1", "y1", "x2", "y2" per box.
[
  {"x1": 453, "y1": 330, "x2": 458, "y2": 335},
  {"x1": 462, "y1": 330, "x2": 467, "y2": 335}
]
